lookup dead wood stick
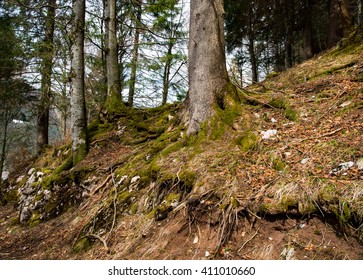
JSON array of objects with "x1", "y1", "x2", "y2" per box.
[
  {"x1": 90, "y1": 174, "x2": 112, "y2": 195},
  {"x1": 238, "y1": 229, "x2": 259, "y2": 253},
  {"x1": 88, "y1": 234, "x2": 109, "y2": 252},
  {"x1": 296, "y1": 127, "x2": 343, "y2": 142}
]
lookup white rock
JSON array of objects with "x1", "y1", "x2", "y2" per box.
[
  {"x1": 28, "y1": 168, "x2": 35, "y2": 175},
  {"x1": 168, "y1": 114, "x2": 174, "y2": 121},
  {"x1": 339, "y1": 101, "x2": 352, "y2": 108},
  {"x1": 330, "y1": 161, "x2": 354, "y2": 174},
  {"x1": 205, "y1": 251, "x2": 210, "y2": 257},
  {"x1": 193, "y1": 235, "x2": 199, "y2": 244},
  {"x1": 271, "y1": 118, "x2": 277, "y2": 123},
  {"x1": 261, "y1": 129, "x2": 277, "y2": 140},
  {"x1": 130, "y1": 175, "x2": 140, "y2": 184},
  {"x1": 301, "y1": 158, "x2": 310, "y2": 164}
]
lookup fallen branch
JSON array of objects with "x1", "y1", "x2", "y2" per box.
[
  {"x1": 296, "y1": 127, "x2": 343, "y2": 142},
  {"x1": 238, "y1": 229, "x2": 259, "y2": 253},
  {"x1": 90, "y1": 174, "x2": 112, "y2": 195},
  {"x1": 88, "y1": 234, "x2": 109, "y2": 252}
]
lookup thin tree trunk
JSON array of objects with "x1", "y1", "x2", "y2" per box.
[
  {"x1": 358, "y1": 0, "x2": 362, "y2": 27},
  {"x1": 186, "y1": 0, "x2": 229, "y2": 135},
  {"x1": 105, "y1": 0, "x2": 121, "y2": 108},
  {"x1": 162, "y1": 41, "x2": 173, "y2": 105},
  {"x1": 284, "y1": 0, "x2": 293, "y2": 69},
  {"x1": 70, "y1": 0, "x2": 88, "y2": 165},
  {"x1": 0, "y1": 118, "x2": 8, "y2": 183},
  {"x1": 247, "y1": 7, "x2": 258, "y2": 82},
  {"x1": 37, "y1": 0, "x2": 56, "y2": 153},
  {"x1": 128, "y1": 0, "x2": 142, "y2": 107}
]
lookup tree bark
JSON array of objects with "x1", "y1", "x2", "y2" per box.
[
  {"x1": 247, "y1": 6, "x2": 258, "y2": 82},
  {"x1": 186, "y1": 0, "x2": 229, "y2": 136},
  {"x1": 105, "y1": 0, "x2": 122, "y2": 108},
  {"x1": 70, "y1": 0, "x2": 88, "y2": 165},
  {"x1": 327, "y1": 0, "x2": 352, "y2": 47},
  {"x1": 0, "y1": 116, "x2": 8, "y2": 183},
  {"x1": 358, "y1": 0, "x2": 363, "y2": 27},
  {"x1": 303, "y1": 0, "x2": 314, "y2": 59},
  {"x1": 37, "y1": 0, "x2": 56, "y2": 153},
  {"x1": 128, "y1": 0, "x2": 142, "y2": 107},
  {"x1": 162, "y1": 40, "x2": 173, "y2": 105}
]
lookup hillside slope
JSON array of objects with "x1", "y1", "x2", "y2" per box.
[{"x1": 1, "y1": 31, "x2": 362, "y2": 260}]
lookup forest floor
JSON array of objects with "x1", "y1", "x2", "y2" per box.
[{"x1": 1, "y1": 32, "x2": 363, "y2": 260}]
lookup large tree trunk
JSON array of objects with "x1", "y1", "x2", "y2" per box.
[
  {"x1": 105, "y1": 0, "x2": 122, "y2": 108},
  {"x1": 70, "y1": 0, "x2": 88, "y2": 165},
  {"x1": 327, "y1": 0, "x2": 352, "y2": 47},
  {"x1": 186, "y1": 0, "x2": 229, "y2": 136},
  {"x1": 37, "y1": 0, "x2": 56, "y2": 153},
  {"x1": 128, "y1": 0, "x2": 142, "y2": 107}
]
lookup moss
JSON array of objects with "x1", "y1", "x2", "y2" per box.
[
  {"x1": 28, "y1": 212, "x2": 41, "y2": 227},
  {"x1": 272, "y1": 157, "x2": 287, "y2": 171},
  {"x1": 178, "y1": 170, "x2": 196, "y2": 187},
  {"x1": 130, "y1": 203, "x2": 138, "y2": 214},
  {"x1": 72, "y1": 236, "x2": 93, "y2": 253},
  {"x1": 165, "y1": 193, "x2": 181, "y2": 203},
  {"x1": 235, "y1": 130, "x2": 258, "y2": 152},
  {"x1": 117, "y1": 191, "x2": 133, "y2": 203},
  {"x1": 9, "y1": 216, "x2": 19, "y2": 226},
  {"x1": 2, "y1": 189, "x2": 19, "y2": 204},
  {"x1": 72, "y1": 142, "x2": 89, "y2": 166},
  {"x1": 265, "y1": 71, "x2": 280, "y2": 79},
  {"x1": 268, "y1": 97, "x2": 298, "y2": 121},
  {"x1": 230, "y1": 196, "x2": 239, "y2": 208},
  {"x1": 54, "y1": 155, "x2": 73, "y2": 174}
]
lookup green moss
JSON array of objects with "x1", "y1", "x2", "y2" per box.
[
  {"x1": 130, "y1": 203, "x2": 138, "y2": 214},
  {"x1": 117, "y1": 191, "x2": 133, "y2": 203},
  {"x1": 178, "y1": 170, "x2": 196, "y2": 187},
  {"x1": 9, "y1": 216, "x2": 19, "y2": 226},
  {"x1": 72, "y1": 142, "x2": 89, "y2": 166},
  {"x1": 28, "y1": 212, "x2": 41, "y2": 227},
  {"x1": 2, "y1": 189, "x2": 19, "y2": 204},
  {"x1": 272, "y1": 157, "x2": 287, "y2": 171},
  {"x1": 165, "y1": 193, "x2": 181, "y2": 203},
  {"x1": 268, "y1": 97, "x2": 298, "y2": 121},
  {"x1": 235, "y1": 130, "x2": 258, "y2": 152},
  {"x1": 72, "y1": 236, "x2": 92, "y2": 253},
  {"x1": 54, "y1": 155, "x2": 73, "y2": 174}
]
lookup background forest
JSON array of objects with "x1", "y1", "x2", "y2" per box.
[{"x1": 0, "y1": 0, "x2": 362, "y2": 179}]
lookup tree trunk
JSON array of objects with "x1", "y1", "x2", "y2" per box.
[
  {"x1": 303, "y1": 0, "x2": 314, "y2": 59},
  {"x1": 0, "y1": 118, "x2": 8, "y2": 183},
  {"x1": 327, "y1": 0, "x2": 352, "y2": 47},
  {"x1": 247, "y1": 6, "x2": 258, "y2": 82},
  {"x1": 162, "y1": 41, "x2": 173, "y2": 105},
  {"x1": 358, "y1": 0, "x2": 363, "y2": 27},
  {"x1": 284, "y1": 0, "x2": 293, "y2": 69},
  {"x1": 105, "y1": 0, "x2": 122, "y2": 108},
  {"x1": 128, "y1": 0, "x2": 142, "y2": 107},
  {"x1": 37, "y1": 0, "x2": 56, "y2": 153},
  {"x1": 70, "y1": 0, "x2": 88, "y2": 165},
  {"x1": 186, "y1": 0, "x2": 229, "y2": 136}
]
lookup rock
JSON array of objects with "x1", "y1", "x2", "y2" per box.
[
  {"x1": 130, "y1": 175, "x2": 140, "y2": 184},
  {"x1": 330, "y1": 161, "x2": 354, "y2": 175},
  {"x1": 261, "y1": 129, "x2": 277, "y2": 140},
  {"x1": 301, "y1": 158, "x2": 310, "y2": 164},
  {"x1": 19, "y1": 207, "x2": 32, "y2": 224}
]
